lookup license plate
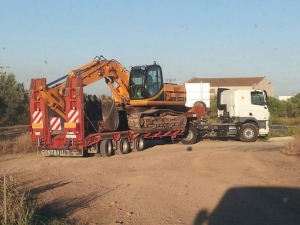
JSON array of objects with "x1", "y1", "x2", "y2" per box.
[{"x1": 37, "y1": 149, "x2": 83, "y2": 157}]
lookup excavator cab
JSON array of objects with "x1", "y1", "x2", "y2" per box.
[{"x1": 129, "y1": 63, "x2": 163, "y2": 100}]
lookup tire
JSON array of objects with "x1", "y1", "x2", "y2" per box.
[
  {"x1": 180, "y1": 124, "x2": 198, "y2": 145},
  {"x1": 99, "y1": 139, "x2": 114, "y2": 157},
  {"x1": 115, "y1": 138, "x2": 130, "y2": 155},
  {"x1": 240, "y1": 123, "x2": 258, "y2": 142},
  {"x1": 95, "y1": 142, "x2": 102, "y2": 157},
  {"x1": 132, "y1": 136, "x2": 145, "y2": 152}
]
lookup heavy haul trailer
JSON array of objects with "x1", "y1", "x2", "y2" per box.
[
  {"x1": 30, "y1": 78, "x2": 269, "y2": 157},
  {"x1": 29, "y1": 55, "x2": 269, "y2": 157},
  {"x1": 29, "y1": 76, "x2": 204, "y2": 157}
]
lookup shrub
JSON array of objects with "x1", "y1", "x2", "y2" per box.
[
  {"x1": 268, "y1": 96, "x2": 286, "y2": 117},
  {"x1": 0, "y1": 133, "x2": 34, "y2": 156}
]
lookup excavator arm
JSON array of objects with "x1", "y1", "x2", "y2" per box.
[{"x1": 39, "y1": 56, "x2": 130, "y2": 120}]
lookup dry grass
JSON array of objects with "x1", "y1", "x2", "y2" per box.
[
  {"x1": 0, "y1": 174, "x2": 78, "y2": 225},
  {"x1": 281, "y1": 134, "x2": 300, "y2": 158},
  {"x1": 0, "y1": 175, "x2": 37, "y2": 224},
  {"x1": 0, "y1": 132, "x2": 34, "y2": 155}
]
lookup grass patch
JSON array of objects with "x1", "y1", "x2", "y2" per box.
[
  {"x1": 0, "y1": 132, "x2": 34, "y2": 155},
  {"x1": 263, "y1": 127, "x2": 300, "y2": 141},
  {"x1": 264, "y1": 130, "x2": 282, "y2": 139},
  {"x1": 286, "y1": 127, "x2": 300, "y2": 136},
  {"x1": 270, "y1": 117, "x2": 300, "y2": 126}
]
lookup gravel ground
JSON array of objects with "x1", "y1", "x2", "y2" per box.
[{"x1": 1, "y1": 137, "x2": 299, "y2": 225}]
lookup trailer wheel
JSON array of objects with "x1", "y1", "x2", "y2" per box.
[
  {"x1": 240, "y1": 123, "x2": 258, "y2": 142},
  {"x1": 99, "y1": 139, "x2": 114, "y2": 157},
  {"x1": 115, "y1": 138, "x2": 130, "y2": 155},
  {"x1": 180, "y1": 125, "x2": 198, "y2": 145},
  {"x1": 132, "y1": 136, "x2": 145, "y2": 152}
]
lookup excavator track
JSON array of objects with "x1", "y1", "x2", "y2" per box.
[{"x1": 127, "y1": 109, "x2": 187, "y2": 133}]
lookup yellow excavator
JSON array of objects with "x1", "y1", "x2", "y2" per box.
[{"x1": 38, "y1": 55, "x2": 205, "y2": 133}]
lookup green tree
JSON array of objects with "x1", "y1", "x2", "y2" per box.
[
  {"x1": 0, "y1": 73, "x2": 29, "y2": 126},
  {"x1": 208, "y1": 96, "x2": 218, "y2": 120},
  {"x1": 286, "y1": 94, "x2": 300, "y2": 117},
  {"x1": 267, "y1": 96, "x2": 286, "y2": 117}
]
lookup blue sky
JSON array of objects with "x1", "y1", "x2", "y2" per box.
[{"x1": 1, "y1": 0, "x2": 299, "y2": 97}]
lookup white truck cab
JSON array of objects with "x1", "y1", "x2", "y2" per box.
[{"x1": 218, "y1": 88, "x2": 270, "y2": 140}]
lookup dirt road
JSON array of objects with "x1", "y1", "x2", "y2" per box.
[{"x1": 1, "y1": 137, "x2": 300, "y2": 225}]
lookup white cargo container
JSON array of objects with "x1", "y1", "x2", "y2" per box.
[{"x1": 184, "y1": 83, "x2": 210, "y2": 107}]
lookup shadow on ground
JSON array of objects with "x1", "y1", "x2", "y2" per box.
[
  {"x1": 194, "y1": 187, "x2": 300, "y2": 225},
  {"x1": 22, "y1": 181, "x2": 100, "y2": 224},
  {"x1": 35, "y1": 193, "x2": 96, "y2": 224}
]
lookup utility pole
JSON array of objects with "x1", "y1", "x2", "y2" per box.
[{"x1": 0, "y1": 66, "x2": 10, "y2": 75}]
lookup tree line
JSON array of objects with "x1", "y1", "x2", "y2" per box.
[{"x1": 0, "y1": 72, "x2": 299, "y2": 127}]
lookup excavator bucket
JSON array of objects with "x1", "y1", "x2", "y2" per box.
[{"x1": 99, "y1": 99, "x2": 119, "y2": 132}]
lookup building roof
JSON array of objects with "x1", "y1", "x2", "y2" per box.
[{"x1": 186, "y1": 77, "x2": 265, "y2": 87}]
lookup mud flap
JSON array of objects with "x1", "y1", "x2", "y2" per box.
[{"x1": 99, "y1": 99, "x2": 119, "y2": 131}]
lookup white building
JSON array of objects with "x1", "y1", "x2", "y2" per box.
[{"x1": 278, "y1": 96, "x2": 294, "y2": 101}]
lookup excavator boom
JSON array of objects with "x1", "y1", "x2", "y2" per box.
[{"x1": 39, "y1": 56, "x2": 130, "y2": 121}]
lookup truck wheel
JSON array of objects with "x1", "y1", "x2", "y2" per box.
[
  {"x1": 132, "y1": 136, "x2": 145, "y2": 152},
  {"x1": 180, "y1": 125, "x2": 198, "y2": 145},
  {"x1": 240, "y1": 123, "x2": 258, "y2": 142},
  {"x1": 99, "y1": 139, "x2": 114, "y2": 157},
  {"x1": 115, "y1": 138, "x2": 130, "y2": 155}
]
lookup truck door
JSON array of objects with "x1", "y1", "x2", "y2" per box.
[{"x1": 250, "y1": 91, "x2": 269, "y2": 121}]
